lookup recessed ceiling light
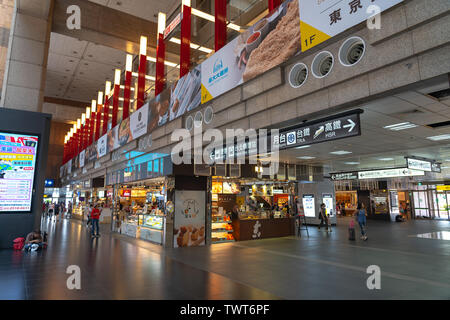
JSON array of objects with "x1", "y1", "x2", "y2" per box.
[
  {"x1": 378, "y1": 157, "x2": 394, "y2": 161},
  {"x1": 427, "y1": 134, "x2": 450, "y2": 141},
  {"x1": 330, "y1": 150, "x2": 352, "y2": 155},
  {"x1": 383, "y1": 122, "x2": 418, "y2": 131},
  {"x1": 295, "y1": 145, "x2": 311, "y2": 149},
  {"x1": 345, "y1": 162, "x2": 360, "y2": 165},
  {"x1": 297, "y1": 156, "x2": 316, "y2": 160}
]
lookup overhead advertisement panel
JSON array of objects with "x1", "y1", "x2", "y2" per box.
[
  {"x1": 299, "y1": 0, "x2": 404, "y2": 51},
  {"x1": 0, "y1": 132, "x2": 39, "y2": 213},
  {"x1": 201, "y1": 0, "x2": 301, "y2": 103}
]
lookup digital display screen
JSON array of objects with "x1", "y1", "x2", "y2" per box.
[
  {"x1": 302, "y1": 194, "x2": 316, "y2": 217},
  {"x1": 0, "y1": 132, "x2": 39, "y2": 212}
]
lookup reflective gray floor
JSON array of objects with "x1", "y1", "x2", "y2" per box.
[{"x1": 1, "y1": 216, "x2": 449, "y2": 300}]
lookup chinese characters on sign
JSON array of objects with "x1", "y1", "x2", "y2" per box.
[
  {"x1": 299, "y1": 0, "x2": 404, "y2": 51},
  {"x1": 0, "y1": 133, "x2": 39, "y2": 212},
  {"x1": 272, "y1": 112, "x2": 361, "y2": 150}
]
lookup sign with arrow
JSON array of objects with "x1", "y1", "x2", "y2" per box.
[{"x1": 272, "y1": 111, "x2": 361, "y2": 151}]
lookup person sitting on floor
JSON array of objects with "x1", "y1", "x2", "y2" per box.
[{"x1": 23, "y1": 230, "x2": 46, "y2": 251}]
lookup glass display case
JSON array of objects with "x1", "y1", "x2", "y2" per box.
[{"x1": 138, "y1": 214, "x2": 164, "y2": 230}]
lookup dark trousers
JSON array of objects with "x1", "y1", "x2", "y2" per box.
[
  {"x1": 91, "y1": 219, "x2": 99, "y2": 236},
  {"x1": 318, "y1": 216, "x2": 329, "y2": 230}
]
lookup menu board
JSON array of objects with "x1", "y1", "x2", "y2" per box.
[
  {"x1": 222, "y1": 182, "x2": 240, "y2": 194},
  {"x1": 0, "y1": 132, "x2": 39, "y2": 212},
  {"x1": 212, "y1": 181, "x2": 223, "y2": 194}
]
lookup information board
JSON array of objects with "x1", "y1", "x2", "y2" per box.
[
  {"x1": 302, "y1": 194, "x2": 316, "y2": 217},
  {"x1": 0, "y1": 132, "x2": 39, "y2": 212}
]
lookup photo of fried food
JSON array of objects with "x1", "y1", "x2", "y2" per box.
[
  {"x1": 118, "y1": 118, "x2": 131, "y2": 146},
  {"x1": 243, "y1": 0, "x2": 300, "y2": 82}
]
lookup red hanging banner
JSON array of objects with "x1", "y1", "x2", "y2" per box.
[
  {"x1": 155, "y1": 33, "x2": 166, "y2": 96},
  {"x1": 180, "y1": 5, "x2": 191, "y2": 78},
  {"x1": 215, "y1": 0, "x2": 227, "y2": 52},
  {"x1": 123, "y1": 70, "x2": 132, "y2": 118},
  {"x1": 137, "y1": 55, "x2": 147, "y2": 109},
  {"x1": 95, "y1": 104, "x2": 102, "y2": 141},
  {"x1": 102, "y1": 96, "x2": 110, "y2": 135},
  {"x1": 112, "y1": 84, "x2": 120, "y2": 128},
  {"x1": 90, "y1": 111, "x2": 95, "y2": 145},
  {"x1": 268, "y1": 0, "x2": 281, "y2": 12}
]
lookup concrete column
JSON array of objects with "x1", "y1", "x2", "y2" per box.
[{"x1": 0, "y1": 0, "x2": 53, "y2": 112}]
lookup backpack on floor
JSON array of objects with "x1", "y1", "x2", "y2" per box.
[{"x1": 13, "y1": 237, "x2": 25, "y2": 250}]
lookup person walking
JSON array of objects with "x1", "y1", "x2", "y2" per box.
[
  {"x1": 67, "y1": 201, "x2": 72, "y2": 219},
  {"x1": 90, "y1": 203, "x2": 102, "y2": 238},
  {"x1": 54, "y1": 202, "x2": 60, "y2": 222},
  {"x1": 356, "y1": 202, "x2": 368, "y2": 240},
  {"x1": 86, "y1": 204, "x2": 93, "y2": 228},
  {"x1": 318, "y1": 203, "x2": 330, "y2": 232}
]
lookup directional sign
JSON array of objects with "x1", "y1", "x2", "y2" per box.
[
  {"x1": 407, "y1": 158, "x2": 432, "y2": 172},
  {"x1": 431, "y1": 162, "x2": 441, "y2": 173},
  {"x1": 358, "y1": 168, "x2": 424, "y2": 179},
  {"x1": 272, "y1": 111, "x2": 361, "y2": 151},
  {"x1": 330, "y1": 172, "x2": 358, "y2": 181}
]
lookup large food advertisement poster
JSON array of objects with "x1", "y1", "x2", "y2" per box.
[
  {"x1": 299, "y1": 0, "x2": 404, "y2": 51},
  {"x1": 201, "y1": 0, "x2": 300, "y2": 103},
  {"x1": 86, "y1": 143, "x2": 97, "y2": 163},
  {"x1": 107, "y1": 125, "x2": 120, "y2": 152},
  {"x1": 0, "y1": 133, "x2": 39, "y2": 212},
  {"x1": 79, "y1": 149, "x2": 85, "y2": 168},
  {"x1": 169, "y1": 65, "x2": 201, "y2": 121},
  {"x1": 130, "y1": 103, "x2": 149, "y2": 139},
  {"x1": 174, "y1": 190, "x2": 205, "y2": 248},
  {"x1": 148, "y1": 88, "x2": 171, "y2": 132},
  {"x1": 97, "y1": 134, "x2": 107, "y2": 158}
]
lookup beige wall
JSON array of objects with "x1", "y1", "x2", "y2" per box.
[{"x1": 0, "y1": 0, "x2": 14, "y2": 91}]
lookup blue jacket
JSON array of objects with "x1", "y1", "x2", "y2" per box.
[{"x1": 357, "y1": 209, "x2": 366, "y2": 223}]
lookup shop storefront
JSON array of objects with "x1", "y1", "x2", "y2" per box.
[
  {"x1": 112, "y1": 177, "x2": 167, "y2": 244},
  {"x1": 210, "y1": 177, "x2": 296, "y2": 243}
]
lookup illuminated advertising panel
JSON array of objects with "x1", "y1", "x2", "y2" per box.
[{"x1": 0, "y1": 132, "x2": 39, "y2": 212}]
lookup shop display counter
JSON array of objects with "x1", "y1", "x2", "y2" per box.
[
  {"x1": 232, "y1": 217, "x2": 295, "y2": 241},
  {"x1": 120, "y1": 214, "x2": 165, "y2": 245},
  {"x1": 211, "y1": 215, "x2": 235, "y2": 243}
]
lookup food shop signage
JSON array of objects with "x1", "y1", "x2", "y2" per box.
[
  {"x1": 174, "y1": 190, "x2": 206, "y2": 248},
  {"x1": 163, "y1": 12, "x2": 182, "y2": 40},
  {"x1": 437, "y1": 185, "x2": 450, "y2": 191},
  {"x1": 431, "y1": 162, "x2": 441, "y2": 173},
  {"x1": 406, "y1": 158, "x2": 432, "y2": 172},
  {"x1": 299, "y1": 0, "x2": 404, "y2": 51},
  {"x1": 272, "y1": 111, "x2": 361, "y2": 150}
]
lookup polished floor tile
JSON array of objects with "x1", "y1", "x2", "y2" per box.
[{"x1": 0, "y1": 216, "x2": 449, "y2": 299}]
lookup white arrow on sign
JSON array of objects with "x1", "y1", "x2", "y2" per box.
[{"x1": 343, "y1": 119, "x2": 356, "y2": 132}]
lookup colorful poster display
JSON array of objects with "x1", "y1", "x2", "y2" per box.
[
  {"x1": 299, "y1": 0, "x2": 404, "y2": 51},
  {"x1": 0, "y1": 132, "x2": 39, "y2": 212},
  {"x1": 174, "y1": 190, "x2": 205, "y2": 248},
  {"x1": 201, "y1": 0, "x2": 300, "y2": 103}
]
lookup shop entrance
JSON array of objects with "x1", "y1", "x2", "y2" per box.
[
  {"x1": 435, "y1": 191, "x2": 450, "y2": 220},
  {"x1": 412, "y1": 190, "x2": 430, "y2": 219}
]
